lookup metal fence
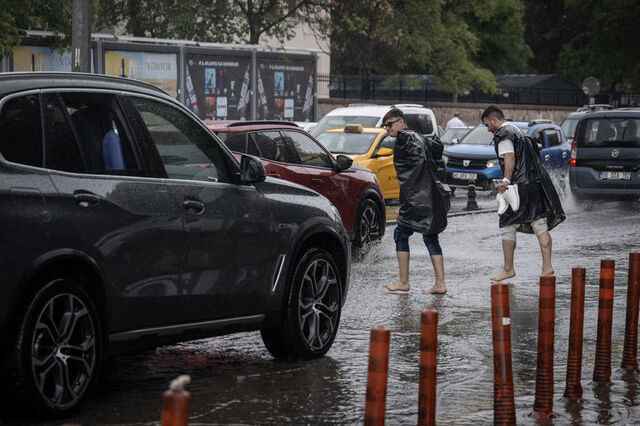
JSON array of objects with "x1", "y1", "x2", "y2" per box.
[{"x1": 318, "y1": 73, "x2": 640, "y2": 107}]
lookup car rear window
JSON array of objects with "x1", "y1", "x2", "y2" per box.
[
  {"x1": 405, "y1": 113, "x2": 434, "y2": 135},
  {"x1": 316, "y1": 131, "x2": 378, "y2": 155},
  {"x1": 579, "y1": 117, "x2": 640, "y2": 147},
  {"x1": 0, "y1": 95, "x2": 43, "y2": 167},
  {"x1": 560, "y1": 117, "x2": 580, "y2": 139}
]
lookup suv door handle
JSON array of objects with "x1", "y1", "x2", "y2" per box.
[
  {"x1": 267, "y1": 172, "x2": 281, "y2": 178},
  {"x1": 311, "y1": 178, "x2": 323, "y2": 186},
  {"x1": 73, "y1": 191, "x2": 100, "y2": 207},
  {"x1": 183, "y1": 199, "x2": 205, "y2": 214}
]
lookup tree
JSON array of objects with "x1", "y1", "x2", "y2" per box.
[
  {"x1": 96, "y1": 0, "x2": 331, "y2": 45},
  {"x1": 0, "y1": 0, "x2": 72, "y2": 57},
  {"x1": 522, "y1": 0, "x2": 568, "y2": 73},
  {"x1": 558, "y1": 0, "x2": 640, "y2": 92}
]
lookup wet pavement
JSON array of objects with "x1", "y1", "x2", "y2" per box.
[{"x1": 3, "y1": 183, "x2": 640, "y2": 425}]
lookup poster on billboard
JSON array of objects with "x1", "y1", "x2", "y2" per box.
[
  {"x1": 184, "y1": 52, "x2": 252, "y2": 121},
  {"x1": 104, "y1": 50, "x2": 178, "y2": 98},
  {"x1": 256, "y1": 54, "x2": 316, "y2": 122},
  {"x1": 13, "y1": 45, "x2": 94, "y2": 72}
]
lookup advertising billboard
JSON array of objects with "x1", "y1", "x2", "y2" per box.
[
  {"x1": 184, "y1": 52, "x2": 252, "y2": 121},
  {"x1": 104, "y1": 50, "x2": 178, "y2": 98},
  {"x1": 257, "y1": 54, "x2": 316, "y2": 122},
  {"x1": 13, "y1": 45, "x2": 94, "y2": 72}
]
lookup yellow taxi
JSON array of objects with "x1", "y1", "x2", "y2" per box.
[{"x1": 316, "y1": 124, "x2": 399, "y2": 200}]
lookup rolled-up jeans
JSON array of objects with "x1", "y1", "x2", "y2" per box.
[{"x1": 393, "y1": 224, "x2": 443, "y2": 256}]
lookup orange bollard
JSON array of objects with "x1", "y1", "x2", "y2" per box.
[
  {"x1": 564, "y1": 267, "x2": 586, "y2": 399},
  {"x1": 364, "y1": 325, "x2": 390, "y2": 426},
  {"x1": 594, "y1": 259, "x2": 615, "y2": 383},
  {"x1": 418, "y1": 310, "x2": 438, "y2": 426},
  {"x1": 491, "y1": 283, "x2": 516, "y2": 425},
  {"x1": 161, "y1": 375, "x2": 191, "y2": 426},
  {"x1": 533, "y1": 275, "x2": 556, "y2": 419},
  {"x1": 622, "y1": 252, "x2": 640, "y2": 371}
]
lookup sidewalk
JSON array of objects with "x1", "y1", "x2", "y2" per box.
[{"x1": 385, "y1": 189, "x2": 497, "y2": 223}]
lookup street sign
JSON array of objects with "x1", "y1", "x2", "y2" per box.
[{"x1": 582, "y1": 76, "x2": 600, "y2": 96}]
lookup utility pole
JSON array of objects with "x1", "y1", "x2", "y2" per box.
[{"x1": 71, "y1": 0, "x2": 92, "y2": 72}]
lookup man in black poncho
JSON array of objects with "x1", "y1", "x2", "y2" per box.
[
  {"x1": 383, "y1": 108, "x2": 451, "y2": 294},
  {"x1": 481, "y1": 105, "x2": 565, "y2": 282}
]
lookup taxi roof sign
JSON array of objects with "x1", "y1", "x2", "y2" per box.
[{"x1": 344, "y1": 124, "x2": 363, "y2": 133}]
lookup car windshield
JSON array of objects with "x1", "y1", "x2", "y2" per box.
[
  {"x1": 313, "y1": 115, "x2": 380, "y2": 136},
  {"x1": 316, "y1": 131, "x2": 379, "y2": 154},
  {"x1": 441, "y1": 127, "x2": 471, "y2": 144},
  {"x1": 579, "y1": 117, "x2": 640, "y2": 147},
  {"x1": 459, "y1": 126, "x2": 495, "y2": 145},
  {"x1": 560, "y1": 117, "x2": 579, "y2": 139}
]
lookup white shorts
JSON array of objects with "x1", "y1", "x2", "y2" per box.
[{"x1": 500, "y1": 217, "x2": 549, "y2": 241}]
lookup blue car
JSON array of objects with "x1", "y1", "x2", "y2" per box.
[{"x1": 442, "y1": 119, "x2": 570, "y2": 191}]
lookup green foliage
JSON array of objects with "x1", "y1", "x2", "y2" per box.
[
  {"x1": 96, "y1": 0, "x2": 330, "y2": 45},
  {"x1": 0, "y1": 0, "x2": 72, "y2": 57},
  {"x1": 558, "y1": 0, "x2": 640, "y2": 92}
]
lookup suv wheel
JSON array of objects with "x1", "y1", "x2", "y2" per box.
[
  {"x1": 354, "y1": 199, "x2": 383, "y2": 247},
  {"x1": 261, "y1": 248, "x2": 342, "y2": 359},
  {"x1": 12, "y1": 278, "x2": 101, "y2": 417}
]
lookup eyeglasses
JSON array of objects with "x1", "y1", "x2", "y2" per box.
[{"x1": 383, "y1": 118, "x2": 401, "y2": 128}]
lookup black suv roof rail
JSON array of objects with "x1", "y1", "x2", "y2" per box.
[
  {"x1": 528, "y1": 119, "x2": 553, "y2": 126},
  {"x1": 576, "y1": 104, "x2": 614, "y2": 112},
  {"x1": 226, "y1": 120, "x2": 300, "y2": 128}
]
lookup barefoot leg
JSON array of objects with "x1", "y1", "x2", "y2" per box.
[
  {"x1": 490, "y1": 240, "x2": 516, "y2": 282},
  {"x1": 423, "y1": 255, "x2": 446, "y2": 294},
  {"x1": 385, "y1": 251, "x2": 410, "y2": 292}
]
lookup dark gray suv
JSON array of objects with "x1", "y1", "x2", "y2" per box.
[
  {"x1": 569, "y1": 107, "x2": 640, "y2": 199},
  {"x1": 0, "y1": 73, "x2": 350, "y2": 417}
]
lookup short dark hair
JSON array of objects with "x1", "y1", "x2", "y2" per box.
[
  {"x1": 383, "y1": 108, "x2": 404, "y2": 123},
  {"x1": 481, "y1": 105, "x2": 504, "y2": 121}
]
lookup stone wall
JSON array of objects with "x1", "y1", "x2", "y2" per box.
[{"x1": 318, "y1": 98, "x2": 578, "y2": 128}]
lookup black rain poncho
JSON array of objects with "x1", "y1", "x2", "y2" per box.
[
  {"x1": 394, "y1": 130, "x2": 450, "y2": 235},
  {"x1": 493, "y1": 123, "x2": 565, "y2": 233}
]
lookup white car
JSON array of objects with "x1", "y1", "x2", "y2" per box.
[{"x1": 312, "y1": 103, "x2": 439, "y2": 138}]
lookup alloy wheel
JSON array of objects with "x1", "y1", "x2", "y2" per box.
[
  {"x1": 31, "y1": 292, "x2": 97, "y2": 409},
  {"x1": 297, "y1": 258, "x2": 340, "y2": 350},
  {"x1": 358, "y1": 201, "x2": 381, "y2": 245}
]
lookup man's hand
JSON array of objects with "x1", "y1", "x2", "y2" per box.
[{"x1": 497, "y1": 182, "x2": 508, "y2": 193}]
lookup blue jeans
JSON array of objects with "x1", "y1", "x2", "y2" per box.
[{"x1": 393, "y1": 225, "x2": 443, "y2": 256}]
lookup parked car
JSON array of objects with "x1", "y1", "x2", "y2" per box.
[
  {"x1": 294, "y1": 121, "x2": 318, "y2": 133},
  {"x1": 0, "y1": 73, "x2": 351, "y2": 417},
  {"x1": 443, "y1": 119, "x2": 570, "y2": 191},
  {"x1": 569, "y1": 107, "x2": 640, "y2": 199},
  {"x1": 560, "y1": 104, "x2": 613, "y2": 143},
  {"x1": 440, "y1": 126, "x2": 473, "y2": 145},
  {"x1": 316, "y1": 125, "x2": 398, "y2": 200},
  {"x1": 312, "y1": 103, "x2": 438, "y2": 138},
  {"x1": 207, "y1": 120, "x2": 386, "y2": 248}
]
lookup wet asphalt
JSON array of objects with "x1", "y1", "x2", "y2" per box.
[{"x1": 3, "y1": 182, "x2": 640, "y2": 425}]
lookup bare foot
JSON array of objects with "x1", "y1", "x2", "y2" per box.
[
  {"x1": 536, "y1": 268, "x2": 555, "y2": 284},
  {"x1": 384, "y1": 281, "x2": 410, "y2": 292},
  {"x1": 422, "y1": 283, "x2": 447, "y2": 295},
  {"x1": 490, "y1": 270, "x2": 516, "y2": 282}
]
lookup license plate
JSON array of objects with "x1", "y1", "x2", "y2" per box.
[
  {"x1": 600, "y1": 171, "x2": 631, "y2": 180},
  {"x1": 453, "y1": 172, "x2": 477, "y2": 180}
]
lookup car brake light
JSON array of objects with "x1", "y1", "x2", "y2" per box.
[{"x1": 570, "y1": 140, "x2": 578, "y2": 167}]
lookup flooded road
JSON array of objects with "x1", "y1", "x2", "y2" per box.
[{"x1": 3, "y1": 191, "x2": 640, "y2": 425}]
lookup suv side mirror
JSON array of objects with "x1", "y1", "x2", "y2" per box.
[
  {"x1": 375, "y1": 147, "x2": 393, "y2": 157},
  {"x1": 240, "y1": 154, "x2": 266, "y2": 183},
  {"x1": 451, "y1": 138, "x2": 459, "y2": 144},
  {"x1": 334, "y1": 154, "x2": 353, "y2": 172}
]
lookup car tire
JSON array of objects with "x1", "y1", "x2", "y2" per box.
[
  {"x1": 354, "y1": 198, "x2": 383, "y2": 247},
  {"x1": 10, "y1": 278, "x2": 102, "y2": 417},
  {"x1": 261, "y1": 247, "x2": 342, "y2": 359}
]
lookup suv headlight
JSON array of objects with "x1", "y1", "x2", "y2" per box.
[{"x1": 486, "y1": 159, "x2": 499, "y2": 168}]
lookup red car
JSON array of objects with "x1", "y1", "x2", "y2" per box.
[{"x1": 207, "y1": 121, "x2": 386, "y2": 248}]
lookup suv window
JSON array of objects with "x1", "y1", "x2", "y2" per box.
[
  {"x1": 405, "y1": 113, "x2": 434, "y2": 135},
  {"x1": 252, "y1": 131, "x2": 289, "y2": 162},
  {"x1": 545, "y1": 129, "x2": 561, "y2": 147},
  {"x1": 284, "y1": 130, "x2": 332, "y2": 167},
  {"x1": 223, "y1": 132, "x2": 260, "y2": 156},
  {"x1": 0, "y1": 95, "x2": 43, "y2": 167},
  {"x1": 132, "y1": 97, "x2": 231, "y2": 182},
  {"x1": 581, "y1": 117, "x2": 640, "y2": 147},
  {"x1": 379, "y1": 135, "x2": 396, "y2": 150},
  {"x1": 42, "y1": 93, "x2": 85, "y2": 173}
]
